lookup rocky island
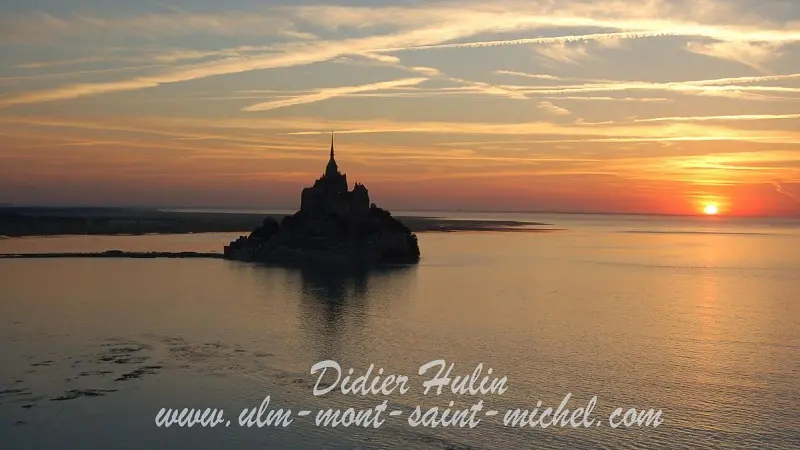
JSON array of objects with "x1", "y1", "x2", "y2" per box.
[{"x1": 223, "y1": 135, "x2": 421, "y2": 266}]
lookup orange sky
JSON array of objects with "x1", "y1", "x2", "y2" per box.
[{"x1": 1, "y1": 0, "x2": 799, "y2": 216}]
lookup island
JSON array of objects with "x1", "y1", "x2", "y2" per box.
[{"x1": 223, "y1": 135, "x2": 421, "y2": 266}]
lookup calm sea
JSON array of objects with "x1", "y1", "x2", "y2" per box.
[{"x1": 1, "y1": 213, "x2": 798, "y2": 449}]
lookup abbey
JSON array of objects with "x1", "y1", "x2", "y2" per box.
[
  {"x1": 224, "y1": 135, "x2": 420, "y2": 265},
  {"x1": 300, "y1": 134, "x2": 371, "y2": 218}
]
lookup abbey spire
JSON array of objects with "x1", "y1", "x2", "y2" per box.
[{"x1": 325, "y1": 131, "x2": 340, "y2": 178}]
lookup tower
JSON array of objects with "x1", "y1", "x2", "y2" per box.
[{"x1": 325, "y1": 131, "x2": 339, "y2": 178}]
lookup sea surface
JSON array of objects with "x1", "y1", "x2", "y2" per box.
[{"x1": 1, "y1": 213, "x2": 799, "y2": 449}]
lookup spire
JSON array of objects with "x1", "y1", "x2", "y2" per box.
[{"x1": 325, "y1": 132, "x2": 339, "y2": 178}]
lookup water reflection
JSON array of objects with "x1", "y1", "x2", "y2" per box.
[{"x1": 292, "y1": 265, "x2": 418, "y2": 361}]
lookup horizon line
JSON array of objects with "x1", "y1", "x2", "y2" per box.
[{"x1": 3, "y1": 204, "x2": 799, "y2": 219}]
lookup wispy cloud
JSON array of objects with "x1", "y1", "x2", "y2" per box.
[
  {"x1": 490, "y1": 70, "x2": 800, "y2": 101},
  {"x1": 0, "y1": 11, "x2": 316, "y2": 44},
  {"x1": 772, "y1": 180, "x2": 799, "y2": 202},
  {"x1": 0, "y1": 64, "x2": 166, "y2": 85},
  {"x1": 14, "y1": 56, "x2": 107, "y2": 69},
  {"x1": 686, "y1": 41, "x2": 784, "y2": 72},
  {"x1": 352, "y1": 52, "x2": 526, "y2": 100},
  {"x1": 375, "y1": 31, "x2": 672, "y2": 52},
  {"x1": 538, "y1": 101, "x2": 571, "y2": 116},
  {"x1": 534, "y1": 42, "x2": 592, "y2": 65},
  {"x1": 690, "y1": 73, "x2": 800, "y2": 85},
  {"x1": 551, "y1": 96, "x2": 671, "y2": 102},
  {"x1": 500, "y1": 70, "x2": 800, "y2": 86},
  {"x1": 0, "y1": 42, "x2": 365, "y2": 107},
  {"x1": 0, "y1": 19, "x2": 477, "y2": 106},
  {"x1": 203, "y1": 116, "x2": 800, "y2": 144},
  {"x1": 242, "y1": 77, "x2": 428, "y2": 112},
  {"x1": 3, "y1": 0, "x2": 800, "y2": 107},
  {"x1": 448, "y1": 77, "x2": 529, "y2": 100},
  {"x1": 494, "y1": 71, "x2": 568, "y2": 81},
  {"x1": 7, "y1": 113, "x2": 798, "y2": 145},
  {"x1": 3, "y1": 112, "x2": 798, "y2": 206},
  {"x1": 611, "y1": 113, "x2": 800, "y2": 124}
]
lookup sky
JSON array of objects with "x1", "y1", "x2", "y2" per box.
[{"x1": 1, "y1": 0, "x2": 800, "y2": 216}]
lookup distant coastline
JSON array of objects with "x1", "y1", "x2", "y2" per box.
[
  {"x1": 0, "y1": 250, "x2": 224, "y2": 259},
  {"x1": 0, "y1": 206, "x2": 553, "y2": 238}
]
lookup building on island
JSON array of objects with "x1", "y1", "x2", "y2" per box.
[
  {"x1": 300, "y1": 133, "x2": 370, "y2": 218},
  {"x1": 224, "y1": 134, "x2": 420, "y2": 266}
]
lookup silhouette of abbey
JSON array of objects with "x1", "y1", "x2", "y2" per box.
[
  {"x1": 300, "y1": 134, "x2": 371, "y2": 218},
  {"x1": 224, "y1": 134, "x2": 420, "y2": 265}
]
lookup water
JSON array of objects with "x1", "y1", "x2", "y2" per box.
[{"x1": 1, "y1": 214, "x2": 799, "y2": 449}]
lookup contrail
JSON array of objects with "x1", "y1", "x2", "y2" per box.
[{"x1": 373, "y1": 31, "x2": 673, "y2": 52}]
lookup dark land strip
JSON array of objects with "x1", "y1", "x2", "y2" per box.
[
  {"x1": 0, "y1": 207, "x2": 553, "y2": 237},
  {"x1": 0, "y1": 250, "x2": 224, "y2": 259}
]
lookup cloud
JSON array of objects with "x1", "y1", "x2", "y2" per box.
[
  {"x1": 0, "y1": 63, "x2": 166, "y2": 85},
  {"x1": 615, "y1": 113, "x2": 800, "y2": 123},
  {"x1": 447, "y1": 77, "x2": 529, "y2": 100},
  {"x1": 0, "y1": 11, "x2": 316, "y2": 44},
  {"x1": 686, "y1": 41, "x2": 784, "y2": 72},
  {"x1": 6, "y1": 2, "x2": 800, "y2": 53},
  {"x1": 552, "y1": 96, "x2": 671, "y2": 102},
  {"x1": 241, "y1": 77, "x2": 428, "y2": 112},
  {"x1": 8, "y1": 113, "x2": 798, "y2": 144},
  {"x1": 690, "y1": 73, "x2": 800, "y2": 85},
  {"x1": 165, "y1": 115, "x2": 798, "y2": 144},
  {"x1": 350, "y1": 52, "x2": 524, "y2": 100},
  {"x1": 494, "y1": 71, "x2": 566, "y2": 81},
  {"x1": 0, "y1": 39, "x2": 394, "y2": 107},
  {"x1": 375, "y1": 31, "x2": 672, "y2": 52},
  {"x1": 408, "y1": 66, "x2": 442, "y2": 77},
  {"x1": 3, "y1": 0, "x2": 800, "y2": 108},
  {"x1": 493, "y1": 72, "x2": 672, "y2": 102},
  {"x1": 538, "y1": 101, "x2": 571, "y2": 116},
  {"x1": 499, "y1": 70, "x2": 800, "y2": 86},
  {"x1": 3, "y1": 113, "x2": 798, "y2": 194},
  {"x1": 346, "y1": 52, "x2": 441, "y2": 77},
  {"x1": 14, "y1": 56, "x2": 107, "y2": 69},
  {"x1": 489, "y1": 71, "x2": 800, "y2": 101},
  {"x1": 772, "y1": 180, "x2": 799, "y2": 202},
  {"x1": 0, "y1": 12, "x2": 495, "y2": 107},
  {"x1": 533, "y1": 42, "x2": 592, "y2": 65}
]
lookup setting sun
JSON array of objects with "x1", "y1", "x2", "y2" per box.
[{"x1": 704, "y1": 204, "x2": 719, "y2": 215}]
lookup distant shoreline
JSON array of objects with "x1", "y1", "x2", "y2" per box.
[
  {"x1": 0, "y1": 250, "x2": 224, "y2": 259},
  {"x1": 0, "y1": 207, "x2": 554, "y2": 238}
]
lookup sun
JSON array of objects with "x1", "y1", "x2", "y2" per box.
[{"x1": 703, "y1": 204, "x2": 719, "y2": 215}]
